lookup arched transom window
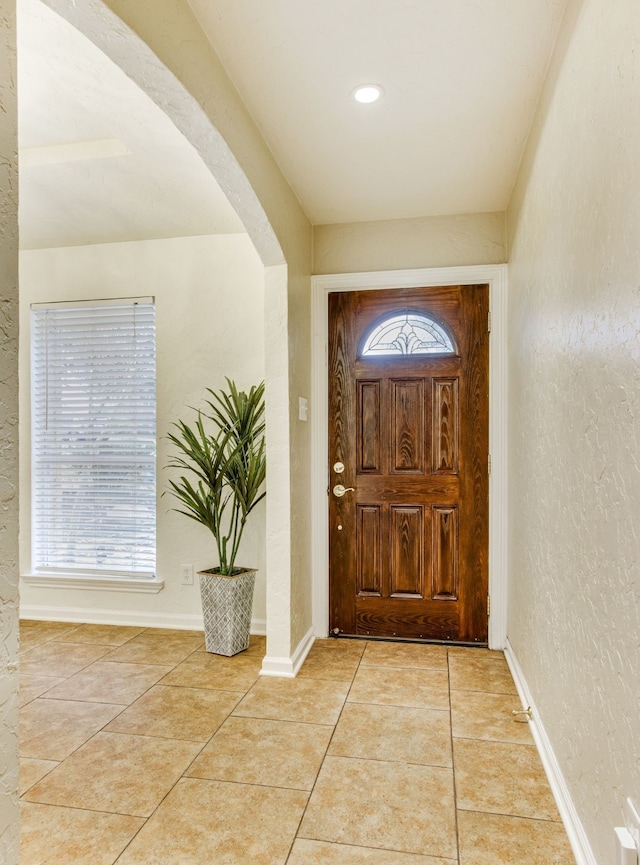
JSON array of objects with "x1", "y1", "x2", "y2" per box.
[{"x1": 360, "y1": 311, "x2": 456, "y2": 357}]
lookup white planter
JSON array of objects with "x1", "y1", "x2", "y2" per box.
[{"x1": 198, "y1": 568, "x2": 257, "y2": 656}]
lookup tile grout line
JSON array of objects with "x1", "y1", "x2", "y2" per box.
[
  {"x1": 20, "y1": 624, "x2": 218, "y2": 865},
  {"x1": 282, "y1": 639, "x2": 368, "y2": 864},
  {"x1": 448, "y1": 647, "x2": 462, "y2": 865},
  {"x1": 109, "y1": 638, "x2": 246, "y2": 865}
]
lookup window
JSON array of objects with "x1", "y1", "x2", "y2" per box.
[
  {"x1": 31, "y1": 298, "x2": 156, "y2": 579},
  {"x1": 360, "y1": 311, "x2": 456, "y2": 356}
]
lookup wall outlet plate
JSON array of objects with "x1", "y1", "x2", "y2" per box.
[
  {"x1": 624, "y1": 798, "x2": 640, "y2": 853},
  {"x1": 180, "y1": 564, "x2": 194, "y2": 585}
]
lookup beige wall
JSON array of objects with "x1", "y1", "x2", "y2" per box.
[
  {"x1": 507, "y1": 0, "x2": 639, "y2": 860},
  {"x1": 19, "y1": 235, "x2": 267, "y2": 627},
  {"x1": 0, "y1": 0, "x2": 18, "y2": 860},
  {"x1": 313, "y1": 211, "x2": 506, "y2": 275}
]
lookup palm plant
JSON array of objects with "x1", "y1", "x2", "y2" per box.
[{"x1": 165, "y1": 379, "x2": 266, "y2": 574}]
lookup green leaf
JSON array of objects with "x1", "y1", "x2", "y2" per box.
[{"x1": 164, "y1": 379, "x2": 266, "y2": 573}]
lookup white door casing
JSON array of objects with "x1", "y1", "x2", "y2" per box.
[{"x1": 311, "y1": 264, "x2": 508, "y2": 650}]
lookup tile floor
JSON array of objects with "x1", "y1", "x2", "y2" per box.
[{"x1": 19, "y1": 620, "x2": 577, "y2": 864}]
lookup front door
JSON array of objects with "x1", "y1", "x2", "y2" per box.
[{"x1": 328, "y1": 284, "x2": 489, "y2": 644}]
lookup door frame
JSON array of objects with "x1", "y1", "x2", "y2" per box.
[{"x1": 311, "y1": 264, "x2": 508, "y2": 650}]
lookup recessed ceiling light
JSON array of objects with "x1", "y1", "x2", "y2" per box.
[{"x1": 352, "y1": 84, "x2": 383, "y2": 104}]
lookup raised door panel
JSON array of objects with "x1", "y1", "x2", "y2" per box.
[
  {"x1": 432, "y1": 378, "x2": 459, "y2": 474},
  {"x1": 356, "y1": 505, "x2": 382, "y2": 597},
  {"x1": 390, "y1": 505, "x2": 425, "y2": 599},
  {"x1": 391, "y1": 379, "x2": 425, "y2": 474},
  {"x1": 431, "y1": 505, "x2": 459, "y2": 600},
  {"x1": 357, "y1": 380, "x2": 381, "y2": 473}
]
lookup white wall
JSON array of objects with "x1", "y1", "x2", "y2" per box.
[
  {"x1": 19, "y1": 233, "x2": 267, "y2": 629},
  {"x1": 0, "y1": 1, "x2": 18, "y2": 860},
  {"x1": 507, "y1": 0, "x2": 640, "y2": 861}
]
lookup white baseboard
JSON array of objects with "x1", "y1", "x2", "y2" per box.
[
  {"x1": 504, "y1": 639, "x2": 597, "y2": 865},
  {"x1": 260, "y1": 626, "x2": 315, "y2": 678},
  {"x1": 20, "y1": 602, "x2": 266, "y2": 636}
]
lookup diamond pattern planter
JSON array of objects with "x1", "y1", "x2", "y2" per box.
[{"x1": 198, "y1": 568, "x2": 257, "y2": 656}]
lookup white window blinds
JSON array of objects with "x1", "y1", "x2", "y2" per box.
[{"x1": 31, "y1": 299, "x2": 156, "y2": 578}]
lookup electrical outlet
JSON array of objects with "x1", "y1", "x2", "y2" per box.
[
  {"x1": 180, "y1": 564, "x2": 194, "y2": 585},
  {"x1": 624, "y1": 798, "x2": 640, "y2": 853}
]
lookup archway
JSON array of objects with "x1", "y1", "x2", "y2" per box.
[{"x1": 33, "y1": 0, "x2": 298, "y2": 668}]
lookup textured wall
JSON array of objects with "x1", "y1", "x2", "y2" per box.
[
  {"x1": 0, "y1": 0, "x2": 18, "y2": 860},
  {"x1": 507, "y1": 0, "x2": 640, "y2": 861},
  {"x1": 313, "y1": 211, "x2": 506, "y2": 275}
]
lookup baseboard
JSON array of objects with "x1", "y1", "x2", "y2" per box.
[
  {"x1": 260, "y1": 626, "x2": 315, "y2": 678},
  {"x1": 20, "y1": 602, "x2": 266, "y2": 636},
  {"x1": 504, "y1": 639, "x2": 597, "y2": 865}
]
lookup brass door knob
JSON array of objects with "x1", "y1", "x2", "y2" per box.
[{"x1": 333, "y1": 484, "x2": 355, "y2": 498}]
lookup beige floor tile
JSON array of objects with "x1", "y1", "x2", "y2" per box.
[
  {"x1": 451, "y1": 690, "x2": 534, "y2": 744},
  {"x1": 20, "y1": 619, "x2": 73, "y2": 630},
  {"x1": 44, "y1": 660, "x2": 173, "y2": 705},
  {"x1": 287, "y1": 839, "x2": 456, "y2": 864},
  {"x1": 457, "y1": 810, "x2": 577, "y2": 865},
  {"x1": 454, "y1": 738, "x2": 561, "y2": 821},
  {"x1": 187, "y1": 716, "x2": 333, "y2": 789},
  {"x1": 298, "y1": 645, "x2": 362, "y2": 682},
  {"x1": 449, "y1": 652, "x2": 517, "y2": 695},
  {"x1": 19, "y1": 641, "x2": 112, "y2": 678},
  {"x1": 53, "y1": 623, "x2": 146, "y2": 646},
  {"x1": 20, "y1": 621, "x2": 80, "y2": 652},
  {"x1": 233, "y1": 677, "x2": 350, "y2": 725},
  {"x1": 312, "y1": 638, "x2": 368, "y2": 656},
  {"x1": 161, "y1": 651, "x2": 261, "y2": 692},
  {"x1": 230, "y1": 633, "x2": 266, "y2": 657},
  {"x1": 20, "y1": 698, "x2": 126, "y2": 760},
  {"x1": 20, "y1": 673, "x2": 66, "y2": 706},
  {"x1": 20, "y1": 758, "x2": 58, "y2": 795},
  {"x1": 448, "y1": 646, "x2": 503, "y2": 657},
  {"x1": 20, "y1": 801, "x2": 144, "y2": 865},
  {"x1": 299, "y1": 756, "x2": 457, "y2": 859},
  {"x1": 329, "y1": 702, "x2": 452, "y2": 767},
  {"x1": 348, "y1": 665, "x2": 449, "y2": 710},
  {"x1": 20, "y1": 630, "x2": 72, "y2": 653},
  {"x1": 23, "y1": 731, "x2": 202, "y2": 817},
  {"x1": 361, "y1": 641, "x2": 448, "y2": 670},
  {"x1": 105, "y1": 684, "x2": 240, "y2": 741},
  {"x1": 115, "y1": 777, "x2": 308, "y2": 865},
  {"x1": 104, "y1": 632, "x2": 205, "y2": 665}
]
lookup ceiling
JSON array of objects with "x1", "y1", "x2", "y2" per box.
[{"x1": 18, "y1": 0, "x2": 568, "y2": 248}]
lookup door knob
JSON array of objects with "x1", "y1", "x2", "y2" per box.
[{"x1": 333, "y1": 484, "x2": 355, "y2": 498}]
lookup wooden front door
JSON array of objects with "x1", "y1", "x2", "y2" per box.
[{"x1": 328, "y1": 284, "x2": 489, "y2": 644}]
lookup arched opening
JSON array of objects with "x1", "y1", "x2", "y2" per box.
[{"x1": 18, "y1": 0, "x2": 296, "y2": 666}]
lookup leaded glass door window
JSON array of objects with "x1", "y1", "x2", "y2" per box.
[{"x1": 360, "y1": 311, "x2": 456, "y2": 357}]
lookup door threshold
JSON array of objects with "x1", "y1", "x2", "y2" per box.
[{"x1": 328, "y1": 633, "x2": 489, "y2": 648}]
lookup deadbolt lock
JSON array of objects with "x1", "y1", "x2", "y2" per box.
[{"x1": 333, "y1": 461, "x2": 345, "y2": 474}]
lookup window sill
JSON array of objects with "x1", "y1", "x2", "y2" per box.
[{"x1": 21, "y1": 574, "x2": 165, "y2": 593}]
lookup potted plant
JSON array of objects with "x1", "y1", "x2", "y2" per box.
[{"x1": 165, "y1": 378, "x2": 266, "y2": 656}]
